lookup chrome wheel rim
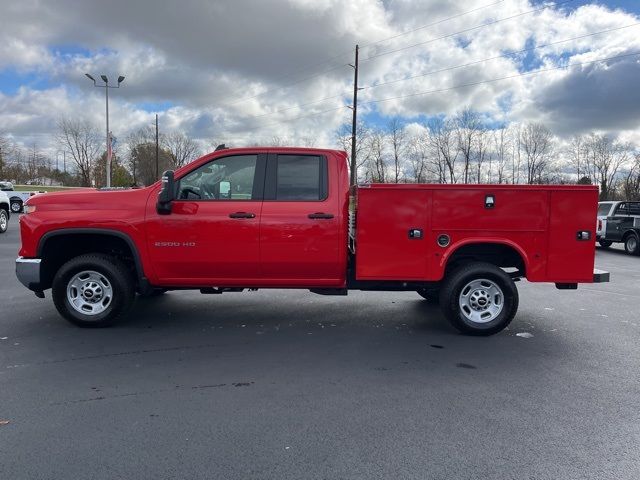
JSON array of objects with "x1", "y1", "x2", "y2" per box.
[
  {"x1": 66, "y1": 270, "x2": 113, "y2": 316},
  {"x1": 10, "y1": 202, "x2": 21, "y2": 213},
  {"x1": 0, "y1": 211, "x2": 6, "y2": 230},
  {"x1": 458, "y1": 278, "x2": 504, "y2": 324},
  {"x1": 628, "y1": 237, "x2": 637, "y2": 252}
]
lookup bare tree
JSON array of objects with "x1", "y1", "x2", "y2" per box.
[
  {"x1": 582, "y1": 133, "x2": 631, "y2": 200},
  {"x1": 519, "y1": 123, "x2": 553, "y2": 184},
  {"x1": 455, "y1": 109, "x2": 481, "y2": 183},
  {"x1": 407, "y1": 135, "x2": 429, "y2": 183},
  {"x1": 57, "y1": 117, "x2": 101, "y2": 186},
  {"x1": 427, "y1": 117, "x2": 458, "y2": 183},
  {"x1": 365, "y1": 130, "x2": 387, "y2": 183},
  {"x1": 492, "y1": 127, "x2": 511, "y2": 184},
  {"x1": 336, "y1": 121, "x2": 371, "y2": 184},
  {"x1": 386, "y1": 118, "x2": 407, "y2": 183},
  {"x1": 164, "y1": 131, "x2": 200, "y2": 168},
  {"x1": 622, "y1": 154, "x2": 640, "y2": 200}
]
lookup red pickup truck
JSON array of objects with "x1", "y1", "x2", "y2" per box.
[{"x1": 16, "y1": 146, "x2": 609, "y2": 335}]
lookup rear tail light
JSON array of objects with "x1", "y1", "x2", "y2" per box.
[{"x1": 598, "y1": 219, "x2": 602, "y2": 231}]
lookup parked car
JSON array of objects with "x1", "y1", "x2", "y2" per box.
[
  {"x1": 596, "y1": 200, "x2": 640, "y2": 254},
  {"x1": 15, "y1": 146, "x2": 607, "y2": 335},
  {"x1": 0, "y1": 190, "x2": 10, "y2": 233},
  {"x1": 0, "y1": 181, "x2": 44, "y2": 213}
]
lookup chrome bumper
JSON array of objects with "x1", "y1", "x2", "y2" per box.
[{"x1": 16, "y1": 257, "x2": 42, "y2": 291}]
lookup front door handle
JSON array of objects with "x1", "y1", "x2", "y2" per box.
[
  {"x1": 308, "y1": 212, "x2": 334, "y2": 219},
  {"x1": 229, "y1": 212, "x2": 256, "y2": 219}
]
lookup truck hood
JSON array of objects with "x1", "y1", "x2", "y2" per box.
[{"x1": 25, "y1": 186, "x2": 155, "y2": 211}]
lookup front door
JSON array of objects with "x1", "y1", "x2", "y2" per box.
[{"x1": 145, "y1": 153, "x2": 266, "y2": 285}]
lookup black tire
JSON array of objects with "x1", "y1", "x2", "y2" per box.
[
  {"x1": 52, "y1": 254, "x2": 135, "y2": 327},
  {"x1": 598, "y1": 240, "x2": 612, "y2": 248},
  {"x1": 439, "y1": 262, "x2": 519, "y2": 336},
  {"x1": 0, "y1": 209, "x2": 7, "y2": 233},
  {"x1": 416, "y1": 288, "x2": 439, "y2": 304},
  {"x1": 10, "y1": 199, "x2": 22, "y2": 213},
  {"x1": 624, "y1": 233, "x2": 640, "y2": 255}
]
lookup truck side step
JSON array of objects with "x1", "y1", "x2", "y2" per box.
[
  {"x1": 309, "y1": 288, "x2": 348, "y2": 296},
  {"x1": 200, "y1": 287, "x2": 244, "y2": 294}
]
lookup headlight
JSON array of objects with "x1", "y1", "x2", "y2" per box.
[{"x1": 23, "y1": 205, "x2": 36, "y2": 214}]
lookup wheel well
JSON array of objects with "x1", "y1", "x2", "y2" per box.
[
  {"x1": 622, "y1": 230, "x2": 639, "y2": 241},
  {"x1": 445, "y1": 243, "x2": 526, "y2": 277},
  {"x1": 39, "y1": 233, "x2": 140, "y2": 290}
]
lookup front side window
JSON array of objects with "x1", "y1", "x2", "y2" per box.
[{"x1": 178, "y1": 155, "x2": 257, "y2": 200}]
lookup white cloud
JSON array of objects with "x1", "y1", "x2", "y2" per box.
[{"x1": 0, "y1": 0, "x2": 639, "y2": 156}]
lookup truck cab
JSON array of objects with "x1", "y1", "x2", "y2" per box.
[{"x1": 16, "y1": 147, "x2": 608, "y2": 336}]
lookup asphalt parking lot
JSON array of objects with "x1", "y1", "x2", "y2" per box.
[{"x1": 1, "y1": 214, "x2": 639, "y2": 480}]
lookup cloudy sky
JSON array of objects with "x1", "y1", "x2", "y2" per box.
[{"x1": 1, "y1": 0, "x2": 639, "y2": 156}]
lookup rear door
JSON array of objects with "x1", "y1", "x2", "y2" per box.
[
  {"x1": 606, "y1": 202, "x2": 629, "y2": 241},
  {"x1": 259, "y1": 153, "x2": 343, "y2": 285}
]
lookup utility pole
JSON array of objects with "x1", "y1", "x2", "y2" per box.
[
  {"x1": 349, "y1": 44, "x2": 360, "y2": 187},
  {"x1": 155, "y1": 114, "x2": 159, "y2": 180},
  {"x1": 84, "y1": 74, "x2": 125, "y2": 187}
]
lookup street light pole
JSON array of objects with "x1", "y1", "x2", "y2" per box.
[{"x1": 85, "y1": 73, "x2": 125, "y2": 187}]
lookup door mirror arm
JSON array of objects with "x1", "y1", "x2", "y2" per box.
[{"x1": 157, "y1": 170, "x2": 176, "y2": 215}]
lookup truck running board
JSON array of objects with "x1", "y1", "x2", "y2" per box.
[{"x1": 309, "y1": 288, "x2": 348, "y2": 296}]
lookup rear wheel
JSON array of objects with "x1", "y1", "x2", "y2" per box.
[
  {"x1": 10, "y1": 199, "x2": 22, "y2": 213},
  {"x1": 624, "y1": 234, "x2": 640, "y2": 255},
  {"x1": 52, "y1": 254, "x2": 135, "y2": 327},
  {"x1": 439, "y1": 262, "x2": 518, "y2": 336},
  {"x1": 598, "y1": 240, "x2": 612, "y2": 248}
]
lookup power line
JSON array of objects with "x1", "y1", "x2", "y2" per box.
[
  {"x1": 241, "y1": 92, "x2": 349, "y2": 120},
  {"x1": 240, "y1": 12, "x2": 633, "y2": 124},
  {"x1": 362, "y1": 22, "x2": 640, "y2": 90},
  {"x1": 358, "y1": 0, "x2": 506, "y2": 52},
  {"x1": 359, "y1": 51, "x2": 640, "y2": 107},
  {"x1": 361, "y1": 0, "x2": 576, "y2": 63},
  {"x1": 245, "y1": 104, "x2": 349, "y2": 131},
  {"x1": 222, "y1": 1, "x2": 510, "y2": 107}
]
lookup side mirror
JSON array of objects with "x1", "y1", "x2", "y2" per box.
[{"x1": 157, "y1": 170, "x2": 175, "y2": 215}]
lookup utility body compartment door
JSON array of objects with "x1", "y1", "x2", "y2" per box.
[{"x1": 356, "y1": 187, "x2": 431, "y2": 280}]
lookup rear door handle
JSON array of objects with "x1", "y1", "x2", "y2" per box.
[
  {"x1": 229, "y1": 212, "x2": 256, "y2": 219},
  {"x1": 308, "y1": 212, "x2": 334, "y2": 219}
]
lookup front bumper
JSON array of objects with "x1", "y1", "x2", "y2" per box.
[{"x1": 16, "y1": 257, "x2": 42, "y2": 291}]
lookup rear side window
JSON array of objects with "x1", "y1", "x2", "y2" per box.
[
  {"x1": 597, "y1": 203, "x2": 613, "y2": 216},
  {"x1": 615, "y1": 203, "x2": 629, "y2": 215},
  {"x1": 275, "y1": 155, "x2": 326, "y2": 201},
  {"x1": 629, "y1": 203, "x2": 640, "y2": 215}
]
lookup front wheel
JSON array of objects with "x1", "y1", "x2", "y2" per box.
[
  {"x1": 598, "y1": 240, "x2": 612, "y2": 248},
  {"x1": 0, "y1": 209, "x2": 7, "y2": 233},
  {"x1": 624, "y1": 234, "x2": 639, "y2": 255},
  {"x1": 439, "y1": 262, "x2": 519, "y2": 336},
  {"x1": 52, "y1": 254, "x2": 135, "y2": 327}
]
